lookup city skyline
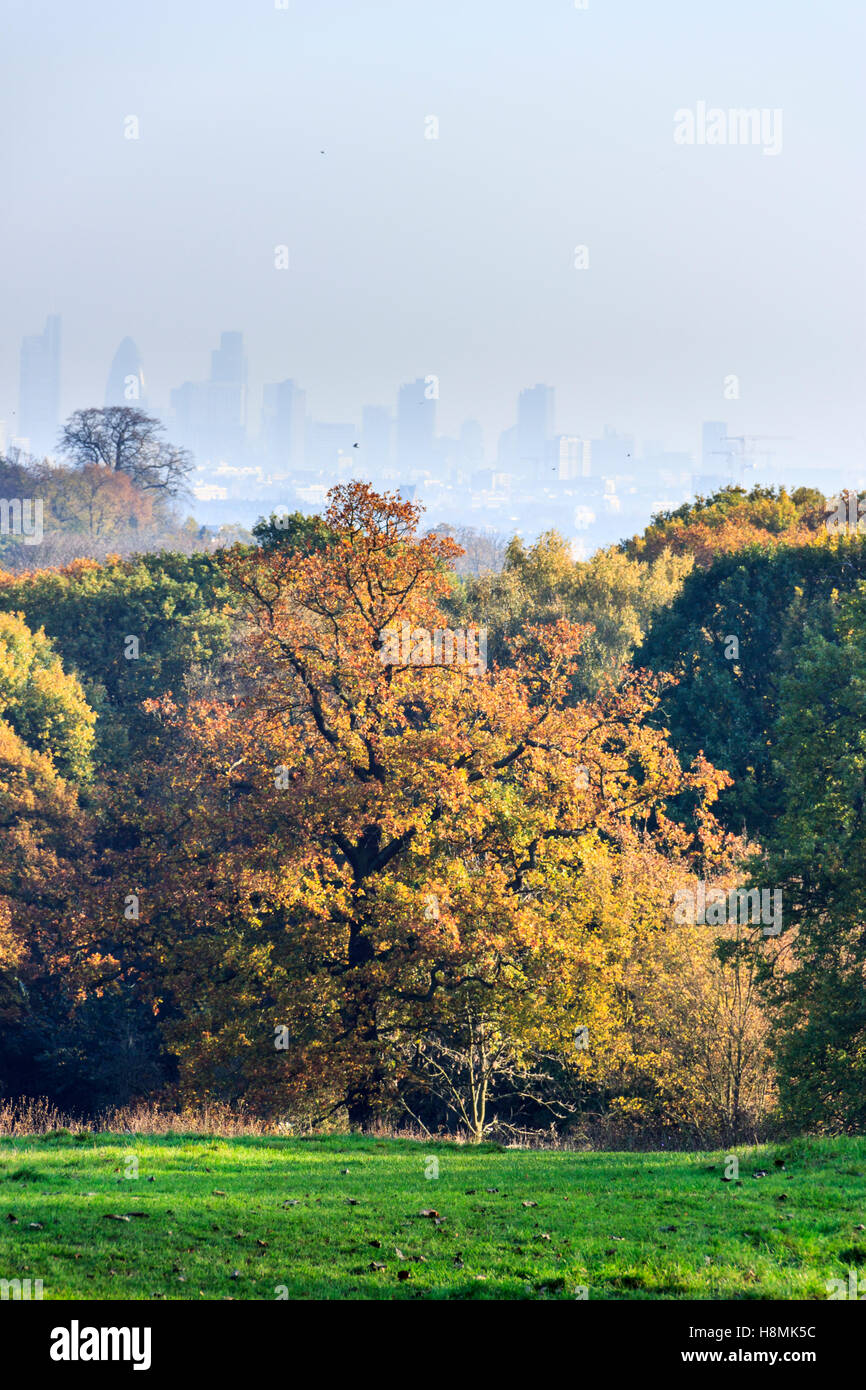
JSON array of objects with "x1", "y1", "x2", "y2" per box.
[
  {"x1": 7, "y1": 315, "x2": 818, "y2": 485},
  {"x1": 2, "y1": 0, "x2": 863, "y2": 480}
]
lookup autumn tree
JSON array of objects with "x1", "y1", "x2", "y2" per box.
[
  {"x1": 623, "y1": 484, "x2": 826, "y2": 566},
  {"x1": 458, "y1": 529, "x2": 691, "y2": 697},
  {"x1": 125, "y1": 484, "x2": 731, "y2": 1128},
  {"x1": 58, "y1": 407, "x2": 192, "y2": 497}
]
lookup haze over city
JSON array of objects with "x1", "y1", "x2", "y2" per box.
[{"x1": 3, "y1": 0, "x2": 865, "y2": 542}]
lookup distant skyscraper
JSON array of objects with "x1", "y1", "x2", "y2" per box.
[
  {"x1": 105, "y1": 337, "x2": 147, "y2": 409},
  {"x1": 18, "y1": 315, "x2": 61, "y2": 456},
  {"x1": 208, "y1": 331, "x2": 247, "y2": 453},
  {"x1": 262, "y1": 379, "x2": 306, "y2": 470},
  {"x1": 516, "y1": 384, "x2": 554, "y2": 481},
  {"x1": 307, "y1": 421, "x2": 356, "y2": 473},
  {"x1": 557, "y1": 436, "x2": 591, "y2": 481},
  {"x1": 396, "y1": 378, "x2": 436, "y2": 472},
  {"x1": 171, "y1": 331, "x2": 248, "y2": 462},
  {"x1": 698, "y1": 421, "x2": 734, "y2": 490},
  {"x1": 701, "y1": 421, "x2": 729, "y2": 470}
]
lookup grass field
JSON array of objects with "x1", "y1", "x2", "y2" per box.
[{"x1": 1, "y1": 1132, "x2": 864, "y2": 1300}]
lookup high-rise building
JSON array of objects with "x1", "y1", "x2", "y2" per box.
[
  {"x1": 262, "y1": 379, "x2": 306, "y2": 471},
  {"x1": 701, "y1": 421, "x2": 729, "y2": 471},
  {"x1": 18, "y1": 315, "x2": 61, "y2": 456},
  {"x1": 396, "y1": 378, "x2": 436, "y2": 473},
  {"x1": 208, "y1": 331, "x2": 247, "y2": 454},
  {"x1": 516, "y1": 384, "x2": 555, "y2": 482},
  {"x1": 306, "y1": 421, "x2": 356, "y2": 473},
  {"x1": 697, "y1": 420, "x2": 734, "y2": 491},
  {"x1": 170, "y1": 380, "x2": 210, "y2": 454},
  {"x1": 557, "y1": 436, "x2": 591, "y2": 481},
  {"x1": 170, "y1": 331, "x2": 248, "y2": 462},
  {"x1": 105, "y1": 337, "x2": 147, "y2": 409}
]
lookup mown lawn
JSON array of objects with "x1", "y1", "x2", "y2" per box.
[{"x1": 0, "y1": 1133, "x2": 864, "y2": 1300}]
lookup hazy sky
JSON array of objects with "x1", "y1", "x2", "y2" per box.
[{"x1": 2, "y1": 0, "x2": 863, "y2": 468}]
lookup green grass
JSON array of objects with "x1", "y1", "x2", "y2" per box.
[{"x1": 1, "y1": 1133, "x2": 864, "y2": 1300}]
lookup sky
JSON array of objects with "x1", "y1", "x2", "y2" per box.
[{"x1": 1, "y1": 0, "x2": 864, "y2": 468}]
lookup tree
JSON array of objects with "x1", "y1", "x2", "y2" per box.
[
  {"x1": 0, "y1": 552, "x2": 237, "y2": 768},
  {"x1": 49, "y1": 464, "x2": 155, "y2": 540},
  {"x1": 635, "y1": 532, "x2": 866, "y2": 837},
  {"x1": 760, "y1": 584, "x2": 866, "y2": 1131},
  {"x1": 252, "y1": 509, "x2": 336, "y2": 555},
  {"x1": 461, "y1": 530, "x2": 691, "y2": 696},
  {"x1": 623, "y1": 484, "x2": 825, "y2": 566},
  {"x1": 58, "y1": 408, "x2": 192, "y2": 497},
  {"x1": 0, "y1": 611, "x2": 95, "y2": 782},
  {"x1": 124, "y1": 483, "x2": 730, "y2": 1127}
]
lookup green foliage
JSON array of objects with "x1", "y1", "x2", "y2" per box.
[
  {"x1": 0, "y1": 611, "x2": 95, "y2": 781},
  {"x1": 460, "y1": 530, "x2": 691, "y2": 694},
  {"x1": 252, "y1": 510, "x2": 337, "y2": 554},
  {"x1": 762, "y1": 585, "x2": 866, "y2": 1130},
  {"x1": 635, "y1": 534, "x2": 866, "y2": 837},
  {"x1": 0, "y1": 552, "x2": 237, "y2": 766}
]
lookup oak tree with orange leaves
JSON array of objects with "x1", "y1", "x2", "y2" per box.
[{"x1": 127, "y1": 484, "x2": 731, "y2": 1126}]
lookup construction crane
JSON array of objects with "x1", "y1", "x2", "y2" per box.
[{"x1": 711, "y1": 435, "x2": 792, "y2": 484}]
